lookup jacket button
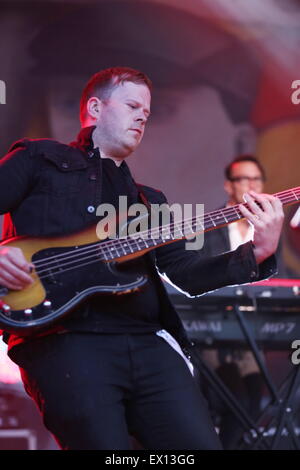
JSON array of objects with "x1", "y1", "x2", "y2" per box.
[
  {"x1": 87, "y1": 151, "x2": 94, "y2": 158},
  {"x1": 61, "y1": 162, "x2": 69, "y2": 169},
  {"x1": 89, "y1": 174, "x2": 97, "y2": 181},
  {"x1": 250, "y1": 270, "x2": 257, "y2": 279},
  {"x1": 87, "y1": 205, "x2": 95, "y2": 213}
]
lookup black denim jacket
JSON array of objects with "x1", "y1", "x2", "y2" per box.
[{"x1": 0, "y1": 126, "x2": 276, "y2": 349}]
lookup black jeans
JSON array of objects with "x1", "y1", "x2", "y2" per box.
[{"x1": 9, "y1": 332, "x2": 222, "y2": 450}]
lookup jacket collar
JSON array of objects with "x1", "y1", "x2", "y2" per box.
[
  {"x1": 70, "y1": 125, "x2": 97, "y2": 153},
  {"x1": 69, "y1": 125, "x2": 135, "y2": 180}
]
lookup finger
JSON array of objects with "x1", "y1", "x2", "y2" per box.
[
  {"x1": 239, "y1": 203, "x2": 263, "y2": 227},
  {"x1": 0, "y1": 273, "x2": 25, "y2": 290},
  {"x1": 248, "y1": 191, "x2": 274, "y2": 215},
  {"x1": 6, "y1": 249, "x2": 34, "y2": 273},
  {"x1": 0, "y1": 258, "x2": 33, "y2": 285},
  {"x1": 251, "y1": 191, "x2": 284, "y2": 216},
  {"x1": 243, "y1": 193, "x2": 265, "y2": 218},
  {"x1": 264, "y1": 194, "x2": 284, "y2": 216},
  {"x1": 2, "y1": 249, "x2": 34, "y2": 280}
]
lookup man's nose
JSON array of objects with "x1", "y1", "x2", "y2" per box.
[
  {"x1": 136, "y1": 113, "x2": 147, "y2": 124},
  {"x1": 243, "y1": 180, "x2": 251, "y2": 192},
  {"x1": 249, "y1": 179, "x2": 258, "y2": 190}
]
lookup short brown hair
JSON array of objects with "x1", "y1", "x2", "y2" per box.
[{"x1": 79, "y1": 66, "x2": 152, "y2": 125}]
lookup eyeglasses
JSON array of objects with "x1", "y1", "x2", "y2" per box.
[{"x1": 229, "y1": 176, "x2": 265, "y2": 184}]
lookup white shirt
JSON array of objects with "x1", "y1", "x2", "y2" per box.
[{"x1": 228, "y1": 220, "x2": 254, "y2": 251}]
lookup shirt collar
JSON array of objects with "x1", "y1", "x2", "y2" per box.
[
  {"x1": 70, "y1": 125, "x2": 133, "y2": 176},
  {"x1": 69, "y1": 125, "x2": 97, "y2": 153}
]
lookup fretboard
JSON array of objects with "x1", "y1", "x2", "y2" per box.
[{"x1": 99, "y1": 186, "x2": 300, "y2": 261}]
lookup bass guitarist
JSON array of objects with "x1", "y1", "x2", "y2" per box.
[{"x1": 0, "y1": 67, "x2": 284, "y2": 450}]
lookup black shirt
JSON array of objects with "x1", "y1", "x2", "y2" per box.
[{"x1": 63, "y1": 157, "x2": 163, "y2": 333}]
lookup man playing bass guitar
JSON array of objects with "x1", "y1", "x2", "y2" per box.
[{"x1": 0, "y1": 67, "x2": 284, "y2": 450}]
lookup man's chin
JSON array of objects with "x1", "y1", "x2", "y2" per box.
[
  {"x1": 114, "y1": 144, "x2": 137, "y2": 159},
  {"x1": 122, "y1": 140, "x2": 140, "y2": 156}
]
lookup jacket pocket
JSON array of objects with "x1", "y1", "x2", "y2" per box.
[{"x1": 39, "y1": 152, "x2": 87, "y2": 196}]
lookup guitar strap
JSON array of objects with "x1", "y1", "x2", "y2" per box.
[{"x1": 135, "y1": 183, "x2": 152, "y2": 211}]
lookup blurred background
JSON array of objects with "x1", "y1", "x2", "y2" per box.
[{"x1": 0, "y1": 0, "x2": 300, "y2": 449}]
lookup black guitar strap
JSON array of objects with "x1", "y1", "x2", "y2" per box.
[{"x1": 135, "y1": 183, "x2": 152, "y2": 212}]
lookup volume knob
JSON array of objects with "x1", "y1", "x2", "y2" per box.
[{"x1": 1, "y1": 304, "x2": 11, "y2": 316}]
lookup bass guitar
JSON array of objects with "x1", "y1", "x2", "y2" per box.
[{"x1": 0, "y1": 186, "x2": 299, "y2": 335}]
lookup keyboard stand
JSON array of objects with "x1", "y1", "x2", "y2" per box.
[
  {"x1": 190, "y1": 347, "x2": 270, "y2": 449},
  {"x1": 189, "y1": 294, "x2": 300, "y2": 449},
  {"x1": 232, "y1": 299, "x2": 300, "y2": 449}
]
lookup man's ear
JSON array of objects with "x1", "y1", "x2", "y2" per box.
[
  {"x1": 224, "y1": 179, "x2": 233, "y2": 197},
  {"x1": 86, "y1": 96, "x2": 102, "y2": 121}
]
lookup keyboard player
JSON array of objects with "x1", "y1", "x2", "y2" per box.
[{"x1": 201, "y1": 155, "x2": 288, "y2": 448}]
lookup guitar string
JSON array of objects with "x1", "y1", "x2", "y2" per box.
[
  {"x1": 32, "y1": 189, "x2": 300, "y2": 272},
  {"x1": 31, "y1": 190, "x2": 300, "y2": 272},
  {"x1": 32, "y1": 187, "x2": 300, "y2": 269},
  {"x1": 28, "y1": 203, "x2": 300, "y2": 286},
  {"x1": 34, "y1": 252, "x2": 123, "y2": 282},
  {"x1": 32, "y1": 190, "x2": 300, "y2": 274},
  {"x1": 33, "y1": 185, "x2": 299, "y2": 281},
  {"x1": 32, "y1": 188, "x2": 300, "y2": 268}
]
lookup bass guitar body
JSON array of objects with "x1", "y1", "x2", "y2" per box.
[{"x1": 0, "y1": 222, "x2": 148, "y2": 335}]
